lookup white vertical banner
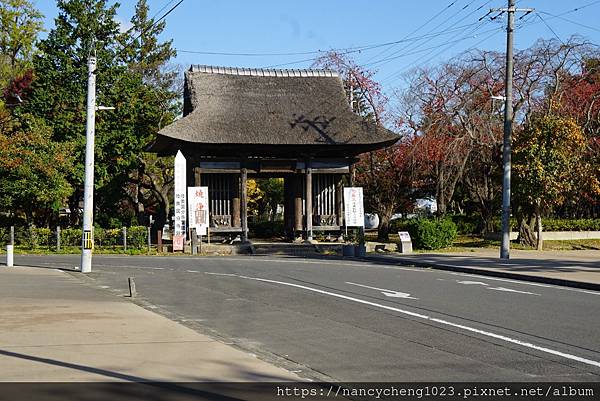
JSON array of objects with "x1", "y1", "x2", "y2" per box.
[
  {"x1": 173, "y1": 150, "x2": 187, "y2": 250},
  {"x1": 343, "y1": 187, "x2": 365, "y2": 227},
  {"x1": 188, "y1": 186, "x2": 209, "y2": 236}
]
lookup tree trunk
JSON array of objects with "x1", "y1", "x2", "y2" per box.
[
  {"x1": 535, "y1": 199, "x2": 543, "y2": 251},
  {"x1": 377, "y1": 206, "x2": 394, "y2": 242},
  {"x1": 518, "y1": 215, "x2": 537, "y2": 247}
]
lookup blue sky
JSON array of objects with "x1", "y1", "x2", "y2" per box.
[{"x1": 36, "y1": 0, "x2": 600, "y2": 95}]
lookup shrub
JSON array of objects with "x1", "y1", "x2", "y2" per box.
[
  {"x1": 61, "y1": 228, "x2": 83, "y2": 247},
  {"x1": 406, "y1": 218, "x2": 457, "y2": 250},
  {"x1": 389, "y1": 218, "x2": 411, "y2": 232},
  {"x1": 449, "y1": 215, "x2": 481, "y2": 235},
  {"x1": 127, "y1": 226, "x2": 148, "y2": 248},
  {"x1": 249, "y1": 220, "x2": 284, "y2": 238},
  {"x1": 542, "y1": 218, "x2": 600, "y2": 231}
]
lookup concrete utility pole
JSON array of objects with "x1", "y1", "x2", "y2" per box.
[
  {"x1": 80, "y1": 54, "x2": 114, "y2": 273},
  {"x1": 492, "y1": 0, "x2": 533, "y2": 260},
  {"x1": 80, "y1": 55, "x2": 97, "y2": 273}
]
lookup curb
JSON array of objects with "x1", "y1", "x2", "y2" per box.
[{"x1": 362, "y1": 254, "x2": 600, "y2": 292}]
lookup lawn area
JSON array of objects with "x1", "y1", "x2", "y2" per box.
[{"x1": 365, "y1": 231, "x2": 600, "y2": 252}]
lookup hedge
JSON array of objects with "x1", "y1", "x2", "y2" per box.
[
  {"x1": 405, "y1": 218, "x2": 457, "y2": 250},
  {"x1": 249, "y1": 220, "x2": 284, "y2": 238},
  {"x1": 0, "y1": 226, "x2": 150, "y2": 249}
]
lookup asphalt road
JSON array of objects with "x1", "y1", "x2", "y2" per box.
[{"x1": 10, "y1": 254, "x2": 600, "y2": 382}]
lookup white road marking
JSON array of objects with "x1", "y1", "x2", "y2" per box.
[
  {"x1": 94, "y1": 264, "x2": 166, "y2": 270},
  {"x1": 456, "y1": 280, "x2": 540, "y2": 296},
  {"x1": 210, "y1": 273, "x2": 600, "y2": 369},
  {"x1": 346, "y1": 282, "x2": 418, "y2": 299},
  {"x1": 447, "y1": 271, "x2": 600, "y2": 295},
  {"x1": 488, "y1": 287, "x2": 540, "y2": 296},
  {"x1": 204, "y1": 272, "x2": 238, "y2": 277},
  {"x1": 186, "y1": 270, "x2": 199, "y2": 273}
]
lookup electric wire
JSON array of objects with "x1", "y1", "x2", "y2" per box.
[
  {"x1": 365, "y1": 0, "x2": 489, "y2": 69},
  {"x1": 362, "y1": 0, "x2": 461, "y2": 64}
]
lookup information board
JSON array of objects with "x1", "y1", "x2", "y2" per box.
[
  {"x1": 343, "y1": 187, "x2": 365, "y2": 227},
  {"x1": 188, "y1": 186, "x2": 209, "y2": 236}
]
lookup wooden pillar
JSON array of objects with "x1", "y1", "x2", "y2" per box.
[
  {"x1": 336, "y1": 175, "x2": 344, "y2": 227},
  {"x1": 305, "y1": 158, "x2": 313, "y2": 241},
  {"x1": 194, "y1": 167, "x2": 201, "y2": 186},
  {"x1": 283, "y1": 177, "x2": 293, "y2": 238},
  {"x1": 231, "y1": 175, "x2": 241, "y2": 227},
  {"x1": 294, "y1": 175, "x2": 303, "y2": 233},
  {"x1": 241, "y1": 167, "x2": 248, "y2": 242}
]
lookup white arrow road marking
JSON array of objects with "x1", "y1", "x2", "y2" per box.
[
  {"x1": 205, "y1": 272, "x2": 600, "y2": 369},
  {"x1": 488, "y1": 287, "x2": 541, "y2": 296},
  {"x1": 456, "y1": 280, "x2": 540, "y2": 296},
  {"x1": 345, "y1": 282, "x2": 418, "y2": 299}
]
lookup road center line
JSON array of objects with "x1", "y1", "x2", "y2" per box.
[{"x1": 207, "y1": 272, "x2": 600, "y2": 369}]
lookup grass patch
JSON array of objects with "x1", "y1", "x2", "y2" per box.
[{"x1": 364, "y1": 233, "x2": 600, "y2": 252}]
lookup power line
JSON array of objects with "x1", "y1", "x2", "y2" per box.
[
  {"x1": 379, "y1": 15, "x2": 492, "y2": 84},
  {"x1": 176, "y1": 23, "x2": 480, "y2": 59},
  {"x1": 362, "y1": 0, "x2": 461, "y2": 64},
  {"x1": 366, "y1": 0, "x2": 488, "y2": 69},
  {"x1": 536, "y1": 12, "x2": 597, "y2": 71},
  {"x1": 538, "y1": 10, "x2": 600, "y2": 34},
  {"x1": 382, "y1": 24, "x2": 501, "y2": 86},
  {"x1": 114, "y1": 0, "x2": 185, "y2": 61},
  {"x1": 259, "y1": 24, "x2": 492, "y2": 69},
  {"x1": 373, "y1": 24, "x2": 495, "y2": 69},
  {"x1": 150, "y1": 0, "x2": 180, "y2": 21},
  {"x1": 513, "y1": 0, "x2": 600, "y2": 32}
]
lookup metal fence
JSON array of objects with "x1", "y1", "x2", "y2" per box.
[{"x1": 0, "y1": 226, "x2": 153, "y2": 252}]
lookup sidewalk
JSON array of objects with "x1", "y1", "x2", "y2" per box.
[
  {"x1": 0, "y1": 266, "x2": 301, "y2": 382},
  {"x1": 366, "y1": 249, "x2": 600, "y2": 291}
]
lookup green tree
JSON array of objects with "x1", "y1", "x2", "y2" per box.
[
  {"x1": 0, "y1": 113, "x2": 73, "y2": 225},
  {"x1": 0, "y1": 0, "x2": 43, "y2": 89},
  {"x1": 20, "y1": 0, "x2": 178, "y2": 227},
  {"x1": 513, "y1": 114, "x2": 589, "y2": 249},
  {"x1": 124, "y1": 0, "x2": 179, "y2": 227}
]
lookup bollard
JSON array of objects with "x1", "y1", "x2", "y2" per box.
[
  {"x1": 56, "y1": 226, "x2": 61, "y2": 252},
  {"x1": 157, "y1": 230, "x2": 162, "y2": 253},
  {"x1": 122, "y1": 227, "x2": 127, "y2": 251},
  {"x1": 6, "y1": 245, "x2": 13, "y2": 267},
  {"x1": 7, "y1": 226, "x2": 14, "y2": 267},
  {"x1": 128, "y1": 277, "x2": 136, "y2": 298},
  {"x1": 147, "y1": 226, "x2": 151, "y2": 254}
]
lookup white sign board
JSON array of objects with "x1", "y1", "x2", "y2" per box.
[
  {"x1": 398, "y1": 231, "x2": 411, "y2": 242},
  {"x1": 188, "y1": 186, "x2": 209, "y2": 236},
  {"x1": 343, "y1": 187, "x2": 365, "y2": 227},
  {"x1": 173, "y1": 150, "x2": 187, "y2": 249}
]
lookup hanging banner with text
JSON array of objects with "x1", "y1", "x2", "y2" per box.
[
  {"x1": 188, "y1": 186, "x2": 209, "y2": 236},
  {"x1": 173, "y1": 150, "x2": 187, "y2": 250},
  {"x1": 343, "y1": 187, "x2": 365, "y2": 227}
]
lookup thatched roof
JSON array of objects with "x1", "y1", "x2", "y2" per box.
[{"x1": 148, "y1": 65, "x2": 398, "y2": 157}]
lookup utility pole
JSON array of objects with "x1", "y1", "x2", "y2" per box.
[
  {"x1": 80, "y1": 54, "x2": 114, "y2": 273},
  {"x1": 491, "y1": 0, "x2": 533, "y2": 260},
  {"x1": 80, "y1": 55, "x2": 97, "y2": 273}
]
